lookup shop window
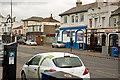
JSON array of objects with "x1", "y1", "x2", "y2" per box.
[{"x1": 109, "y1": 34, "x2": 118, "y2": 47}]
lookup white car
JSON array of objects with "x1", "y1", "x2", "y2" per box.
[
  {"x1": 21, "y1": 52, "x2": 90, "y2": 80},
  {"x1": 26, "y1": 40, "x2": 37, "y2": 46},
  {"x1": 52, "y1": 41, "x2": 65, "y2": 48}
]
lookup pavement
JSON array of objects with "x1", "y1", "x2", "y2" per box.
[{"x1": 19, "y1": 44, "x2": 120, "y2": 60}]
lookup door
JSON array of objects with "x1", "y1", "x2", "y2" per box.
[
  {"x1": 36, "y1": 37, "x2": 40, "y2": 45},
  {"x1": 27, "y1": 56, "x2": 41, "y2": 78},
  {"x1": 102, "y1": 34, "x2": 106, "y2": 46}
]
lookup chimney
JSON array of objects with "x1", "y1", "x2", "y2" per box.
[
  {"x1": 76, "y1": 0, "x2": 82, "y2": 7},
  {"x1": 50, "y1": 14, "x2": 53, "y2": 19},
  {"x1": 96, "y1": 0, "x2": 104, "y2": 7}
]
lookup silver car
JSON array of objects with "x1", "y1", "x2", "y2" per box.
[{"x1": 52, "y1": 41, "x2": 65, "y2": 48}]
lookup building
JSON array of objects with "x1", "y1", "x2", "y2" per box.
[
  {"x1": 57, "y1": 0, "x2": 97, "y2": 50},
  {"x1": 57, "y1": 0, "x2": 120, "y2": 52},
  {"x1": 22, "y1": 15, "x2": 60, "y2": 45},
  {"x1": 0, "y1": 14, "x2": 16, "y2": 42},
  {"x1": 87, "y1": 1, "x2": 120, "y2": 52}
]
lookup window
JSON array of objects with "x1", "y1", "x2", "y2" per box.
[
  {"x1": 39, "y1": 26, "x2": 41, "y2": 32},
  {"x1": 8, "y1": 27, "x2": 11, "y2": 32},
  {"x1": 113, "y1": 18, "x2": 116, "y2": 26},
  {"x1": 53, "y1": 57, "x2": 82, "y2": 68},
  {"x1": 71, "y1": 16, "x2": 74, "y2": 23},
  {"x1": 19, "y1": 30, "x2": 21, "y2": 34},
  {"x1": 110, "y1": 34, "x2": 118, "y2": 47},
  {"x1": 95, "y1": 18, "x2": 98, "y2": 28},
  {"x1": 28, "y1": 56, "x2": 41, "y2": 65},
  {"x1": 64, "y1": 16, "x2": 67, "y2": 23},
  {"x1": 2, "y1": 28, "x2": 4, "y2": 32},
  {"x1": 75, "y1": 16, "x2": 78, "y2": 22},
  {"x1": 80, "y1": 14, "x2": 84, "y2": 22},
  {"x1": 28, "y1": 27, "x2": 32, "y2": 32},
  {"x1": 102, "y1": 17, "x2": 105, "y2": 27},
  {"x1": 89, "y1": 19, "x2": 92, "y2": 28},
  {"x1": 34, "y1": 26, "x2": 39, "y2": 32}
]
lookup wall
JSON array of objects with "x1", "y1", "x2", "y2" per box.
[
  {"x1": 61, "y1": 12, "x2": 88, "y2": 28},
  {"x1": 88, "y1": 5, "x2": 118, "y2": 28}
]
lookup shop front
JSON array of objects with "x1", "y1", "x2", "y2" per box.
[
  {"x1": 56, "y1": 26, "x2": 87, "y2": 50},
  {"x1": 26, "y1": 32, "x2": 43, "y2": 45},
  {"x1": 86, "y1": 28, "x2": 119, "y2": 54}
]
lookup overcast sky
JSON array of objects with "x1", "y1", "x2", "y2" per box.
[{"x1": 0, "y1": 0, "x2": 97, "y2": 21}]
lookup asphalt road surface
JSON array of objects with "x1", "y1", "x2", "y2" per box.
[{"x1": 17, "y1": 46, "x2": 119, "y2": 80}]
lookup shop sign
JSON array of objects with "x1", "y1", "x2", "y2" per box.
[
  {"x1": 91, "y1": 30, "x2": 97, "y2": 33},
  {"x1": 105, "y1": 30, "x2": 116, "y2": 33},
  {"x1": 34, "y1": 33, "x2": 39, "y2": 35},
  {"x1": 46, "y1": 34, "x2": 55, "y2": 37}
]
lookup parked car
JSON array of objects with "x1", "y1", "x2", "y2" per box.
[
  {"x1": 21, "y1": 52, "x2": 90, "y2": 80},
  {"x1": 17, "y1": 39, "x2": 26, "y2": 45},
  {"x1": 26, "y1": 40, "x2": 37, "y2": 46},
  {"x1": 52, "y1": 41, "x2": 65, "y2": 48}
]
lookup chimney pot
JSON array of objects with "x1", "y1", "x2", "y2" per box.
[{"x1": 76, "y1": 0, "x2": 82, "y2": 7}]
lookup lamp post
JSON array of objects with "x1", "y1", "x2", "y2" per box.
[{"x1": 10, "y1": 0, "x2": 13, "y2": 42}]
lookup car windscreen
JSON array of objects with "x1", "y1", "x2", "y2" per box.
[{"x1": 53, "y1": 57, "x2": 82, "y2": 68}]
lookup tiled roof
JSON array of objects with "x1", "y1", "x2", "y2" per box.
[
  {"x1": 59, "y1": 2, "x2": 96, "y2": 16},
  {"x1": 22, "y1": 16, "x2": 44, "y2": 21},
  {"x1": 13, "y1": 26, "x2": 23, "y2": 29},
  {"x1": 39, "y1": 17, "x2": 60, "y2": 23}
]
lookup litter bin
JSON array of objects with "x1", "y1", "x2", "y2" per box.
[
  {"x1": 41, "y1": 71, "x2": 83, "y2": 80},
  {"x1": 111, "y1": 47, "x2": 119, "y2": 57}
]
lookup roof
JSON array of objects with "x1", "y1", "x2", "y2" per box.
[
  {"x1": 0, "y1": 14, "x2": 3, "y2": 18},
  {"x1": 59, "y1": 2, "x2": 96, "y2": 16},
  {"x1": 112, "y1": 7, "x2": 120, "y2": 16},
  {"x1": 13, "y1": 25, "x2": 23, "y2": 29},
  {"x1": 36, "y1": 52, "x2": 78, "y2": 58},
  {"x1": 22, "y1": 16, "x2": 44, "y2": 21},
  {"x1": 39, "y1": 17, "x2": 60, "y2": 23},
  {"x1": 111, "y1": 2, "x2": 120, "y2": 6}
]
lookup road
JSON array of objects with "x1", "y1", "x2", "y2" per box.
[{"x1": 17, "y1": 45, "x2": 119, "y2": 80}]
